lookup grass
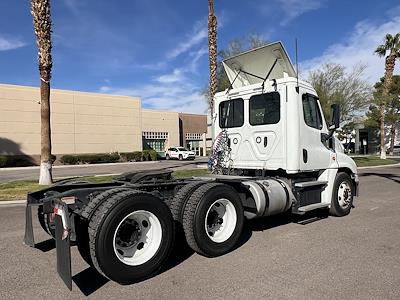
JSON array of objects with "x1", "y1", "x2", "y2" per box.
[
  {"x1": 172, "y1": 168, "x2": 209, "y2": 178},
  {"x1": 352, "y1": 156, "x2": 399, "y2": 167},
  {"x1": 0, "y1": 169, "x2": 210, "y2": 201}
]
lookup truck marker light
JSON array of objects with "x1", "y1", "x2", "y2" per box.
[
  {"x1": 61, "y1": 196, "x2": 76, "y2": 205},
  {"x1": 54, "y1": 204, "x2": 70, "y2": 240}
]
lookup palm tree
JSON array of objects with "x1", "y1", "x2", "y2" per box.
[
  {"x1": 375, "y1": 33, "x2": 400, "y2": 159},
  {"x1": 208, "y1": 0, "x2": 217, "y2": 114},
  {"x1": 31, "y1": 0, "x2": 53, "y2": 184}
]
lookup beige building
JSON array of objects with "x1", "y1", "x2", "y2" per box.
[
  {"x1": 0, "y1": 83, "x2": 207, "y2": 163},
  {"x1": 141, "y1": 109, "x2": 180, "y2": 152}
]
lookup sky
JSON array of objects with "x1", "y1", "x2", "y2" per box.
[{"x1": 0, "y1": 0, "x2": 399, "y2": 114}]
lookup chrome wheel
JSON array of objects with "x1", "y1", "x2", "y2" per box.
[
  {"x1": 113, "y1": 210, "x2": 162, "y2": 266},
  {"x1": 204, "y1": 198, "x2": 237, "y2": 243},
  {"x1": 337, "y1": 180, "x2": 352, "y2": 209}
]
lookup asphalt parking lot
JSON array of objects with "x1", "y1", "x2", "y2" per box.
[{"x1": 0, "y1": 165, "x2": 399, "y2": 299}]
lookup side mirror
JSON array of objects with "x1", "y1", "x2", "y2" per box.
[{"x1": 330, "y1": 104, "x2": 340, "y2": 129}]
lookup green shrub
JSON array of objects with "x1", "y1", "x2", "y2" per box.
[
  {"x1": 119, "y1": 152, "x2": 129, "y2": 162},
  {"x1": 60, "y1": 153, "x2": 120, "y2": 165},
  {"x1": 142, "y1": 150, "x2": 150, "y2": 161},
  {"x1": 149, "y1": 149, "x2": 158, "y2": 161},
  {"x1": 0, "y1": 155, "x2": 8, "y2": 167},
  {"x1": 78, "y1": 153, "x2": 120, "y2": 164},
  {"x1": 133, "y1": 151, "x2": 143, "y2": 161},
  {"x1": 120, "y1": 151, "x2": 143, "y2": 162},
  {"x1": 60, "y1": 155, "x2": 79, "y2": 165}
]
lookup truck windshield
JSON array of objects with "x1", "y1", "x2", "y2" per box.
[{"x1": 219, "y1": 98, "x2": 244, "y2": 128}]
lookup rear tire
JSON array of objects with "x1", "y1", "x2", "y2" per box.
[
  {"x1": 330, "y1": 172, "x2": 354, "y2": 217},
  {"x1": 170, "y1": 181, "x2": 206, "y2": 223},
  {"x1": 88, "y1": 190, "x2": 174, "y2": 284},
  {"x1": 182, "y1": 183, "x2": 244, "y2": 257}
]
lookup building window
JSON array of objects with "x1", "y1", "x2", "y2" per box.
[
  {"x1": 142, "y1": 131, "x2": 169, "y2": 152},
  {"x1": 186, "y1": 133, "x2": 202, "y2": 140},
  {"x1": 142, "y1": 131, "x2": 168, "y2": 140},
  {"x1": 143, "y1": 140, "x2": 165, "y2": 152}
]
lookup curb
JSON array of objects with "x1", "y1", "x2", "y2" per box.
[
  {"x1": 0, "y1": 160, "x2": 160, "y2": 171},
  {"x1": 0, "y1": 199, "x2": 26, "y2": 206},
  {"x1": 358, "y1": 163, "x2": 400, "y2": 170}
]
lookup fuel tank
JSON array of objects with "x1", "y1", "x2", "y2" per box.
[{"x1": 241, "y1": 178, "x2": 295, "y2": 219}]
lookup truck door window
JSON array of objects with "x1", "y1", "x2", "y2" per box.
[
  {"x1": 249, "y1": 92, "x2": 280, "y2": 125},
  {"x1": 302, "y1": 94, "x2": 323, "y2": 129},
  {"x1": 219, "y1": 98, "x2": 244, "y2": 128}
]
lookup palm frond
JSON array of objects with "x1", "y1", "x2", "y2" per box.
[
  {"x1": 375, "y1": 45, "x2": 387, "y2": 57},
  {"x1": 31, "y1": 0, "x2": 53, "y2": 82}
]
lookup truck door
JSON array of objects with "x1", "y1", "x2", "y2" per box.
[
  {"x1": 247, "y1": 91, "x2": 284, "y2": 169},
  {"x1": 219, "y1": 92, "x2": 284, "y2": 169},
  {"x1": 299, "y1": 93, "x2": 333, "y2": 171}
]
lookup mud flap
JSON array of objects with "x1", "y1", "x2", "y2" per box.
[
  {"x1": 24, "y1": 204, "x2": 35, "y2": 247},
  {"x1": 54, "y1": 202, "x2": 72, "y2": 290}
]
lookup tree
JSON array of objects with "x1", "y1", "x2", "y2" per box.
[
  {"x1": 308, "y1": 63, "x2": 372, "y2": 123},
  {"x1": 336, "y1": 122, "x2": 356, "y2": 153},
  {"x1": 31, "y1": 0, "x2": 53, "y2": 184},
  {"x1": 366, "y1": 76, "x2": 400, "y2": 154},
  {"x1": 375, "y1": 33, "x2": 400, "y2": 159},
  {"x1": 208, "y1": 0, "x2": 217, "y2": 114}
]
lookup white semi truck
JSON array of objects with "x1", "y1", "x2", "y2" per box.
[{"x1": 24, "y1": 42, "x2": 358, "y2": 290}]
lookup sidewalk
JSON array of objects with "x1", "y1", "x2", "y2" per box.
[
  {"x1": 0, "y1": 158, "x2": 208, "y2": 182},
  {"x1": 0, "y1": 160, "x2": 160, "y2": 171}
]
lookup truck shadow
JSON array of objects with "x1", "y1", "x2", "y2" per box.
[
  {"x1": 235, "y1": 209, "x2": 329, "y2": 251},
  {"x1": 71, "y1": 209, "x2": 329, "y2": 296},
  {"x1": 359, "y1": 171, "x2": 400, "y2": 184},
  {"x1": 72, "y1": 267, "x2": 109, "y2": 296}
]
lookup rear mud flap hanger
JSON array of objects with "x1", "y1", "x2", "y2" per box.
[{"x1": 24, "y1": 200, "x2": 73, "y2": 290}]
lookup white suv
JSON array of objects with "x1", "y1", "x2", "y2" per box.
[{"x1": 166, "y1": 147, "x2": 195, "y2": 160}]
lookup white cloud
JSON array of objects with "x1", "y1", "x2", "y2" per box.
[
  {"x1": 99, "y1": 65, "x2": 208, "y2": 114},
  {"x1": 301, "y1": 12, "x2": 400, "y2": 83},
  {"x1": 99, "y1": 81, "x2": 208, "y2": 114},
  {"x1": 275, "y1": 0, "x2": 327, "y2": 26},
  {"x1": 0, "y1": 35, "x2": 26, "y2": 51},
  {"x1": 63, "y1": 0, "x2": 82, "y2": 14},
  {"x1": 98, "y1": 18, "x2": 210, "y2": 114},
  {"x1": 155, "y1": 69, "x2": 185, "y2": 84},
  {"x1": 166, "y1": 21, "x2": 207, "y2": 59},
  {"x1": 188, "y1": 47, "x2": 208, "y2": 73}
]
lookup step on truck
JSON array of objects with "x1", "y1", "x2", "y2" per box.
[{"x1": 24, "y1": 42, "x2": 359, "y2": 290}]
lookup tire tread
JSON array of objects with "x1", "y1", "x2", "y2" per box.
[
  {"x1": 182, "y1": 183, "x2": 225, "y2": 256},
  {"x1": 170, "y1": 181, "x2": 205, "y2": 223},
  {"x1": 88, "y1": 190, "x2": 142, "y2": 277}
]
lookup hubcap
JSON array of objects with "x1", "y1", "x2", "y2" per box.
[
  {"x1": 205, "y1": 199, "x2": 237, "y2": 243},
  {"x1": 113, "y1": 210, "x2": 162, "y2": 266},
  {"x1": 338, "y1": 181, "x2": 352, "y2": 209}
]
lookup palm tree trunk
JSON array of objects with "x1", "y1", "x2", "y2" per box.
[
  {"x1": 208, "y1": 0, "x2": 217, "y2": 114},
  {"x1": 380, "y1": 53, "x2": 396, "y2": 159},
  {"x1": 379, "y1": 109, "x2": 386, "y2": 159},
  {"x1": 389, "y1": 124, "x2": 396, "y2": 155},
  {"x1": 39, "y1": 79, "x2": 52, "y2": 184}
]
